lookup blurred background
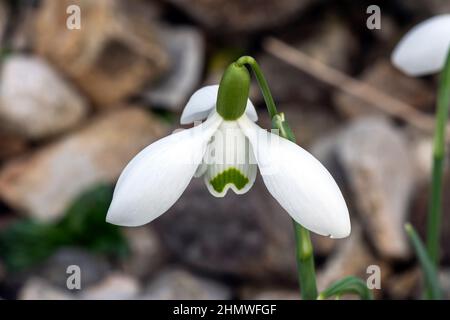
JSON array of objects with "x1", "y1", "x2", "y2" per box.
[{"x1": 0, "y1": 0, "x2": 449, "y2": 300}]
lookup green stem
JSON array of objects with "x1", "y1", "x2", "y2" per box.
[
  {"x1": 427, "y1": 50, "x2": 450, "y2": 268},
  {"x1": 405, "y1": 223, "x2": 442, "y2": 299},
  {"x1": 294, "y1": 222, "x2": 318, "y2": 299},
  {"x1": 237, "y1": 55, "x2": 318, "y2": 299},
  {"x1": 236, "y1": 56, "x2": 278, "y2": 119}
]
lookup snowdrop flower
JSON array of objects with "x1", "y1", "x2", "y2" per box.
[
  {"x1": 392, "y1": 14, "x2": 450, "y2": 76},
  {"x1": 106, "y1": 63, "x2": 350, "y2": 238}
]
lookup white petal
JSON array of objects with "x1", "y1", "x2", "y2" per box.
[
  {"x1": 238, "y1": 116, "x2": 351, "y2": 238},
  {"x1": 180, "y1": 85, "x2": 258, "y2": 124},
  {"x1": 107, "y1": 113, "x2": 222, "y2": 226},
  {"x1": 194, "y1": 162, "x2": 207, "y2": 178},
  {"x1": 202, "y1": 121, "x2": 257, "y2": 197},
  {"x1": 392, "y1": 14, "x2": 450, "y2": 76},
  {"x1": 244, "y1": 100, "x2": 258, "y2": 122},
  {"x1": 180, "y1": 85, "x2": 218, "y2": 124}
]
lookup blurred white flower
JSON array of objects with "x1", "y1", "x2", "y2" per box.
[
  {"x1": 392, "y1": 14, "x2": 450, "y2": 76},
  {"x1": 106, "y1": 85, "x2": 350, "y2": 238}
]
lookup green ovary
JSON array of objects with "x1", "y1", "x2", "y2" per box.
[{"x1": 209, "y1": 168, "x2": 249, "y2": 193}]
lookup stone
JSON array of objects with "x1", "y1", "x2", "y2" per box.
[
  {"x1": 0, "y1": 107, "x2": 167, "y2": 221},
  {"x1": 300, "y1": 16, "x2": 357, "y2": 72},
  {"x1": 333, "y1": 60, "x2": 434, "y2": 119},
  {"x1": 81, "y1": 273, "x2": 140, "y2": 300},
  {"x1": 33, "y1": 0, "x2": 169, "y2": 107},
  {"x1": 257, "y1": 17, "x2": 357, "y2": 105},
  {"x1": 144, "y1": 26, "x2": 204, "y2": 111},
  {"x1": 385, "y1": 268, "x2": 421, "y2": 299},
  {"x1": 166, "y1": 0, "x2": 315, "y2": 32},
  {"x1": 410, "y1": 171, "x2": 450, "y2": 264},
  {"x1": 18, "y1": 278, "x2": 74, "y2": 300},
  {"x1": 0, "y1": 1, "x2": 7, "y2": 44},
  {"x1": 311, "y1": 117, "x2": 413, "y2": 260},
  {"x1": 154, "y1": 177, "x2": 298, "y2": 283},
  {"x1": 0, "y1": 130, "x2": 27, "y2": 161},
  {"x1": 0, "y1": 55, "x2": 88, "y2": 139},
  {"x1": 440, "y1": 269, "x2": 450, "y2": 300},
  {"x1": 396, "y1": 0, "x2": 450, "y2": 15},
  {"x1": 406, "y1": 129, "x2": 434, "y2": 184},
  {"x1": 37, "y1": 247, "x2": 112, "y2": 289},
  {"x1": 121, "y1": 225, "x2": 167, "y2": 279},
  {"x1": 255, "y1": 104, "x2": 339, "y2": 151},
  {"x1": 370, "y1": 15, "x2": 400, "y2": 43},
  {"x1": 7, "y1": 3, "x2": 34, "y2": 52},
  {"x1": 18, "y1": 273, "x2": 140, "y2": 300},
  {"x1": 141, "y1": 268, "x2": 231, "y2": 300},
  {"x1": 336, "y1": 117, "x2": 413, "y2": 259},
  {"x1": 278, "y1": 104, "x2": 339, "y2": 148},
  {"x1": 239, "y1": 288, "x2": 300, "y2": 300},
  {"x1": 310, "y1": 233, "x2": 337, "y2": 258},
  {"x1": 428, "y1": 0, "x2": 450, "y2": 13}
]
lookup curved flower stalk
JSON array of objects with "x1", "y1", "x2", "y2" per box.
[
  {"x1": 392, "y1": 15, "x2": 450, "y2": 299},
  {"x1": 235, "y1": 56, "x2": 373, "y2": 300}
]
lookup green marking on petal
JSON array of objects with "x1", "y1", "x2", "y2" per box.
[{"x1": 209, "y1": 168, "x2": 249, "y2": 193}]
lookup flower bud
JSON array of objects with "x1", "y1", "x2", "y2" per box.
[{"x1": 216, "y1": 62, "x2": 250, "y2": 120}]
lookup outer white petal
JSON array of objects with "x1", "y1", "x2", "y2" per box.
[
  {"x1": 392, "y1": 14, "x2": 450, "y2": 76},
  {"x1": 180, "y1": 85, "x2": 258, "y2": 124},
  {"x1": 107, "y1": 113, "x2": 222, "y2": 226},
  {"x1": 238, "y1": 115, "x2": 351, "y2": 238},
  {"x1": 180, "y1": 85, "x2": 218, "y2": 124}
]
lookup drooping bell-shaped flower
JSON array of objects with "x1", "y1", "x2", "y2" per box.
[
  {"x1": 106, "y1": 62, "x2": 351, "y2": 238},
  {"x1": 392, "y1": 14, "x2": 450, "y2": 76}
]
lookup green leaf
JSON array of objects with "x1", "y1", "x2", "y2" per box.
[
  {"x1": 0, "y1": 48, "x2": 12, "y2": 60},
  {"x1": 0, "y1": 184, "x2": 128, "y2": 271},
  {"x1": 151, "y1": 109, "x2": 176, "y2": 125},
  {"x1": 58, "y1": 184, "x2": 128, "y2": 257},
  {"x1": 404, "y1": 223, "x2": 442, "y2": 299},
  {"x1": 426, "y1": 46, "x2": 450, "y2": 274},
  {"x1": 0, "y1": 219, "x2": 68, "y2": 270},
  {"x1": 318, "y1": 276, "x2": 373, "y2": 300}
]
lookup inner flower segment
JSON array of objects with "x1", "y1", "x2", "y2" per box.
[{"x1": 198, "y1": 121, "x2": 257, "y2": 197}]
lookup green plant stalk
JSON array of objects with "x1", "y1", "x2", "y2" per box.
[
  {"x1": 237, "y1": 56, "x2": 318, "y2": 299},
  {"x1": 293, "y1": 222, "x2": 318, "y2": 299},
  {"x1": 427, "y1": 50, "x2": 450, "y2": 268},
  {"x1": 236, "y1": 56, "x2": 278, "y2": 119},
  {"x1": 405, "y1": 223, "x2": 442, "y2": 299}
]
